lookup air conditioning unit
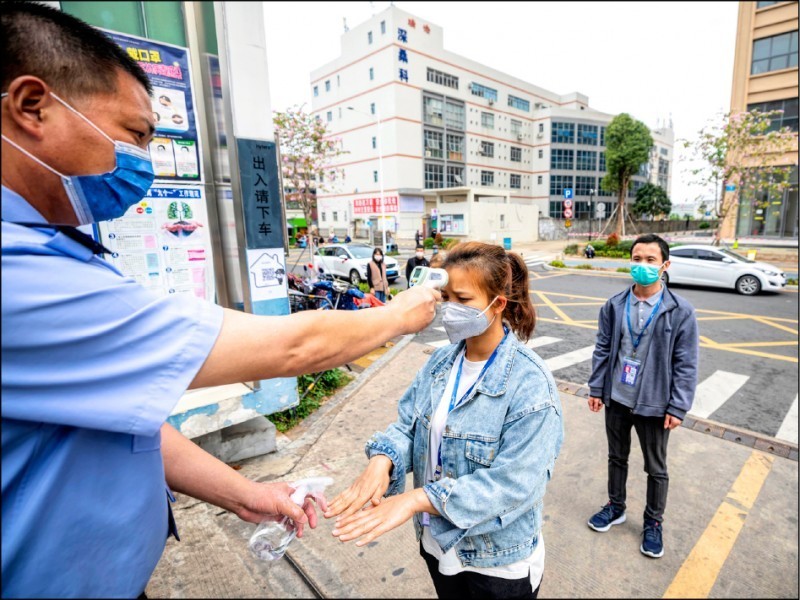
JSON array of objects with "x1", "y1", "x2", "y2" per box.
[
  {"x1": 516, "y1": 134, "x2": 523, "y2": 141},
  {"x1": 488, "y1": 99, "x2": 494, "y2": 106},
  {"x1": 536, "y1": 132, "x2": 544, "y2": 139},
  {"x1": 425, "y1": 150, "x2": 432, "y2": 158}
]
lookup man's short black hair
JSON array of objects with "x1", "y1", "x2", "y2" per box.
[
  {"x1": 631, "y1": 233, "x2": 670, "y2": 262},
  {"x1": 416, "y1": 244, "x2": 425, "y2": 250},
  {"x1": 1, "y1": 2, "x2": 152, "y2": 99}
]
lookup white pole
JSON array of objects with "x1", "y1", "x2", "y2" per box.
[{"x1": 376, "y1": 107, "x2": 386, "y2": 253}]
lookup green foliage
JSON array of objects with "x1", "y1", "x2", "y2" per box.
[
  {"x1": 698, "y1": 221, "x2": 711, "y2": 229},
  {"x1": 423, "y1": 237, "x2": 434, "y2": 249},
  {"x1": 268, "y1": 369, "x2": 352, "y2": 432},
  {"x1": 787, "y1": 278, "x2": 798, "y2": 286},
  {"x1": 563, "y1": 244, "x2": 579, "y2": 255},
  {"x1": 549, "y1": 260, "x2": 566, "y2": 268},
  {"x1": 574, "y1": 263, "x2": 593, "y2": 270},
  {"x1": 442, "y1": 238, "x2": 458, "y2": 250},
  {"x1": 386, "y1": 250, "x2": 400, "y2": 256},
  {"x1": 632, "y1": 183, "x2": 672, "y2": 219},
  {"x1": 616, "y1": 267, "x2": 631, "y2": 273},
  {"x1": 606, "y1": 233, "x2": 620, "y2": 247}
]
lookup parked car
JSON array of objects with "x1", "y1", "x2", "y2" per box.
[
  {"x1": 665, "y1": 245, "x2": 787, "y2": 295},
  {"x1": 313, "y1": 243, "x2": 399, "y2": 285}
]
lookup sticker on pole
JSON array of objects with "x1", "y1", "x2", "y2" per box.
[{"x1": 247, "y1": 248, "x2": 288, "y2": 301}]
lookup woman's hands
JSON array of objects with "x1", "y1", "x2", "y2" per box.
[{"x1": 324, "y1": 455, "x2": 392, "y2": 520}]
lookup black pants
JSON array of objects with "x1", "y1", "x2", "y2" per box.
[
  {"x1": 605, "y1": 399, "x2": 671, "y2": 523},
  {"x1": 420, "y1": 544, "x2": 540, "y2": 600}
]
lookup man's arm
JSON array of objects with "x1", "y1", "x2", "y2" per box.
[
  {"x1": 190, "y1": 285, "x2": 438, "y2": 389},
  {"x1": 587, "y1": 301, "x2": 613, "y2": 402}
]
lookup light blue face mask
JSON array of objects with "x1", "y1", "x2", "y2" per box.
[
  {"x1": 630, "y1": 263, "x2": 665, "y2": 286},
  {"x1": 441, "y1": 296, "x2": 499, "y2": 344},
  {"x1": 1, "y1": 91, "x2": 155, "y2": 225}
]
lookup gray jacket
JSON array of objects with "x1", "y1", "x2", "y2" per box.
[{"x1": 588, "y1": 285, "x2": 699, "y2": 420}]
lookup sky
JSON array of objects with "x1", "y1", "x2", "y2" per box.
[{"x1": 262, "y1": 1, "x2": 740, "y2": 207}]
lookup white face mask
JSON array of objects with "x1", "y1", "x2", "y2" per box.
[
  {"x1": 441, "y1": 297, "x2": 499, "y2": 344},
  {"x1": 416, "y1": 252, "x2": 424, "y2": 259}
]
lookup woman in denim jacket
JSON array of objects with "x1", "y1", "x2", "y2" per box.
[{"x1": 326, "y1": 242, "x2": 564, "y2": 599}]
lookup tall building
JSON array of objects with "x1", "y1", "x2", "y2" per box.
[
  {"x1": 310, "y1": 5, "x2": 673, "y2": 241},
  {"x1": 726, "y1": 0, "x2": 798, "y2": 239}
]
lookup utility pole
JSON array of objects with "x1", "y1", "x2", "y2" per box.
[{"x1": 589, "y1": 188, "x2": 595, "y2": 241}]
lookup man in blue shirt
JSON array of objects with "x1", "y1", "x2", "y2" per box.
[{"x1": 0, "y1": 4, "x2": 439, "y2": 598}]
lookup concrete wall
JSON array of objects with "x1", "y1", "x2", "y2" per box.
[{"x1": 538, "y1": 217, "x2": 720, "y2": 240}]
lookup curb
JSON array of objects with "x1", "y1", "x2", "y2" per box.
[
  {"x1": 542, "y1": 262, "x2": 629, "y2": 276},
  {"x1": 556, "y1": 379, "x2": 798, "y2": 461}
]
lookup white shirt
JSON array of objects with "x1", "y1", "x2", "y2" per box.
[{"x1": 421, "y1": 349, "x2": 545, "y2": 588}]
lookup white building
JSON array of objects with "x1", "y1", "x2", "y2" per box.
[{"x1": 310, "y1": 5, "x2": 674, "y2": 242}]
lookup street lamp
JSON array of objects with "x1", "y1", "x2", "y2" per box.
[
  {"x1": 589, "y1": 188, "x2": 596, "y2": 242},
  {"x1": 347, "y1": 105, "x2": 386, "y2": 253}
]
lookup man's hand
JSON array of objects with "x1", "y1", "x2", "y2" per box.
[
  {"x1": 325, "y1": 455, "x2": 392, "y2": 520},
  {"x1": 664, "y1": 414, "x2": 682, "y2": 430},
  {"x1": 235, "y1": 481, "x2": 328, "y2": 538},
  {"x1": 387, "y1": 285, "x2": 441, "y2": 335},
  {"x1": 588, "y1": 396, "x2": 604, "y2": 412}
]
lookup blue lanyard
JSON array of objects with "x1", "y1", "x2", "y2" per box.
[{"x1": 626, "y1": 291, "x2": 662, "y2": 356}]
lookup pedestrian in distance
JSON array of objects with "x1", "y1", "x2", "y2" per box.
[
  {"x1": 415, "y1": 229, "x2": 421, "y2": 245},
  {"x1": 586, "y1": 233, "x2": 699, "y2": 559},
  {"x1": 405, "y1": 244, "x2": 430, "y2": 283},
  {"x1": 367, "y1": 247, "x2": 390, "y2": 303},
  {"x1": 326, "y1": 241, "x2": 564, "y2": 600},
  {"x1": 0, "y1": 4, "x2": 441, "y2": 598}
]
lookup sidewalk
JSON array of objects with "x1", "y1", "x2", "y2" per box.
[{"x1": 146, "y1": 337, "x2": 798, "y2": 599}]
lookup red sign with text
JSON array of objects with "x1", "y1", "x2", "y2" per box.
[{"x1": 353, "y1": 196, "x2": 399, "y2": 214}]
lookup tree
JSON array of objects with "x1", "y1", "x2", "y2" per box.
[
  {"x1": 273, "y1": 106, "x2": 347, "y2": 241},
  {"x1": 632, "y1": 183, "x2": 671, "y2": 220},
  {"x1": 682, "y1": 109, "x2": 795, "y2": 245},
  {"x1": 600, "y1": 113, "x2": 653, "y2": 237}
]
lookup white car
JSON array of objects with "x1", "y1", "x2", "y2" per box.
[
  {"x1": 314, "y1": 243, "x2": 400, "y2": 286},
  {"x1": 665, "y1": 245, "x2": 787, "y2": 295}
]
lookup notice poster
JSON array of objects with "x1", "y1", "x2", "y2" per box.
[
  {"x1": 246, "y1": 248, "x2": 288, "y2": 302},
  {"x1": 105, "y1": 30, "x2": 203, "y2": 183},
  {"x1": 98, "y1": 185, "x2": 214, "y2": 301}
]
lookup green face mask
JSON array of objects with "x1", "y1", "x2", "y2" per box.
[{"x1": 630, "y1": 263, "x2": 664, "y2": 286}]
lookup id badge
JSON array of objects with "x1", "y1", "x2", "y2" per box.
[
  {"x1": 421, "y1": 512, "x2": 430, "y2": 527},
  {"x1": 620, "y1": 356, "x2": 642, "y2": 386}
]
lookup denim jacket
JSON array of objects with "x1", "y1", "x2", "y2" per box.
[{"x1": 365, "y1": 330, "x2": 564, "y2": 568}]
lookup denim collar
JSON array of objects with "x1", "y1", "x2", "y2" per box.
[{"x1": 429, "y1": 326, "x2": 519, "y2": 397}]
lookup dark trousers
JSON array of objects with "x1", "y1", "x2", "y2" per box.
[
  {"x1": 420, "y1": 544, "x2": 540, "y2": 600},
  {"x1": 605, "y1": 399, "x2": 671, "y2": 523}
]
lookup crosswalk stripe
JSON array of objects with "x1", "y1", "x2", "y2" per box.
[
  {"x1": 775, "y1": 394, "x2": 798, "y2": 444},
  {"x1": 427, "y1": 339, "x2": 451, "y2": 349},
  {"x1": 690, "y1": 371, "x2": 750, "y2": 420},
  {"x1": 544, "y1": 345, "x2": 595, "y2": 371},
  {"x1": 433, "y1": 327, "x2": 445, "y2": 332},
  {"x1": 526, "y1": 336, "x2": 562, "y2": 349}
]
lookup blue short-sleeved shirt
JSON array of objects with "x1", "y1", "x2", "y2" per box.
[{"x1": 1, "y1": 186, "x2": 224, "y2": 598}]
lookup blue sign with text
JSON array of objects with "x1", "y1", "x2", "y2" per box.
[{"x1": 563, "y1": 188, "x2": 574, "y2": 199}]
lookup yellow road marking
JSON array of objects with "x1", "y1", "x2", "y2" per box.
[
  {"x1": 534, "y1": 291, "x2": 607, "y2": 301},
  {"x1": 351, "y1": 345, "x2": 390, "y2": 369},
  {"x1": 695, "y1": 309, "x2": 797, "y2": 324},
  {"x1": 696, "y1": 316, "x2": 754, "y2": 322},
  {"x1": 752, "y1": 316, "x2": 798, "y2": 336},
  {"x1": 537, "y1": 317, "x2": 599, "y2": 331},
  {"x1": 663, "y1": 451, "x2": 773, "y2": 599},
  {"x1": 533, "y1": 292, "x2": 575, "y2": 323},
  {"x1": 699, "y1": 344, "x2": 798, "y2": 363},
  {"x1": 717, "y1": 341, "x2": 798, "y2": 349}
]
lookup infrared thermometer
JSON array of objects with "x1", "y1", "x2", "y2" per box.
[{"x1": 409, "y1": 266, "x2": 449, "y2": 289}]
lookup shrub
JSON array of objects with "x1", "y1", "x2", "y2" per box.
[
  {"x1": 268, "y1": 368, "x2": 352, "y2": 432},
  {"x1": 575, "y1": 263, "x2": 593, "y2": 270},
  {"x1": 698, "y1": 222, "x2": 711, "y2": 229},
  {"x1": 564, "y1": 244, "x2": 579, "y2": 255},
  {"x1": 787, "y1": 278, "x2": 798, "y2": 286},
  {"x1": 549, "y1": 260, "x2": 565, "y2": 268},
  {"x1": 443, "y1": 237, "x2": 458, "y2": 250},
  {"x1": 423, "y1": 237, "x2": 434, "y2": 249},
  {"x1": 606, "y1": 233, "x2": 620, "y2": 247},
  {"x1": 616, "y1": 267, "x2": 631, "y2": 273}
]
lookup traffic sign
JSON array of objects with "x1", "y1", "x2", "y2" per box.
[
  {"x1": 565, "y1": 219, "x2": 572, "y2": 228},
  {"x1": 563, "y1": 188, "x2": 574, "y2": 200},
  {"x1": 725, "y1": 184, "x2": 736, "y2": 192},
  {"x1": 597, "y1": 202, "x2": 606, "y2": 211},
  {"x1": 563, "y1": 208, "x2": 573, "y2": 219},
  {"x1": 563, "y1": 199, "x2": 573, "y2": 209}
]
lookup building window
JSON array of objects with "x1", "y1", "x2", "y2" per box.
[
  {"x1": 326, "y1": 111, "x2": 332, "y2": 122},
  {"x1": 427, "y1": 67, "x2": 459, "y2": 90},
  {"x1": 510, "y1": 174, "x2": 521, "y2": 189},
  {"x1": 321, "y1": 211, "x2": 327, "y2": 222},
  {"x1": 313, "y1": 85, "x2": 318, "y2": 97},
  {"x1": 600, "y1": 126, "x2": 606, "y2": 146},
  {"x1": 550, "y1": 174, "x2": 573, "y2": 196},
  {"x1": 424, "y1": 130, "x2": 444, "y2": 158},
  {"x1": 372, "y1": 136, "x2": 377, "y2": 149},
  {"x1": 368, "y1": 31, "x2": 373, "y2": 44},
  {"x1": 575, "y1": 176, "x2": 595, "y2": 196},
  {"x1": 481, "y1": 170, "x2": 494, "y2": 186},
  {"x1": 337, "y1": 75, "x2": 340, "y2": 87},
  {"x1": 751, "y1": 31, "x2": 798, "y2": 74},
  {"x1": 507, "y1": 94, "x2": 530, "y2": 112},
  {"x1": 551, "y1": 148, "x2": 574, "y2": 170},
  {"x1": 660, "y1": 147, "x2": 669, "y2": 156},
  {"x1": 538, "y1": 123, "x2": 544, "y2": 133},
  {"x1": 444, "y1": 99, "x2": 465, "y2": 130},
  {"x1": 599, "y1": 152, "x2": 607, "y2": 172},
  {"x1": 470, "y1": 82, "x2": 498, "y2": 102},
  {"x1": 577, "y1": 123, "x2": 599, "y2": 145},
  {"x1": 510, "y1": 119, "x2": 522, "y2": 138},
  {"x1": 370, "y1": 102, "x2": 376, "y2": 115},
  {"x1": 332, "y1": 211, "x2": 338, "y2": 222},
  {"x1": 325, "y1": 80, "x2": 331, "y2": 92},
  {"x1": 756, "y1": 1, "x2": 780, "y2": 8},
  {"x1": 538, "y1": 149, "x2": 544, "y2": 159},
  {"x1": 423, "y1": 96, "x2": 444, "y2": 126},
  {"x1": 447, "y1": 165, "x2": 464, "y2": 187},
  {"x1": 373, "y1": 171, "x2": 379, "y2": 183},
  {"x1": 510, "y1": 146, "x2": 522, "y2": 162},
  {"x1": 447, "y1": 134, "x2": 464, "y2": 161},
  {"x1": 480, "y1": 141, "x2": 495, "y2": 157},
  {"x1": 481, "y1": 112, "x2": 495, "y2": 129},
  {"x1": 369, "y1": 67, "x2": 374, "y2": 81},
  {"x1": 425, "y1": 163, "x2": 444, "y2": 188},
  {"x1": 380, "y1": 20, "x2": 386, "y2": 34},
  {"x1": 538, "y1": 175, "x2": 543, "y2": 185},
  {"x1": 552, "y1": 122, "x2": 575, "y2": 143},
  {"x1": 748, "y1": 98, "x2": 799, "y2": 132},
  {"x1": 338, "y1": 107, "x2": 342, "y2": 119},
  {"x1": 576, "y1": 150, "x2": 597, "y2": 171}
]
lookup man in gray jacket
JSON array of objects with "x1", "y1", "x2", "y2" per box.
[{"x1": 586, "y1": 234, "x2": 699, "y2": 559}]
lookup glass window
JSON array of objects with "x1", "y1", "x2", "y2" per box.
[
  {"x1": 549, "y1": 200, "x2": 564, "y2": 218},
  {"x1": 481, "y1": 170, "x2": 494, "y2": 186},
  {"x1": 600, "y1": 126, "x2": 606, "y2": 146},
  {"x1": 575, "y1": 176, "x2": 596, "y2": 196},
  {"x1": 313, "y1": 86, "x2": 318, "y2": 97},
  {"x1": 748, "y1": 98, "x2": 799, "y2": 132},
  {"x1": 447, "y1": 134, "x2": 464, "y2": 161},
  {"x1": 368, "y1": 31, "x2": 373, "y2": 44},
  {"x1": 552, "y1": 122, "x2": 575, "y2": 144},
  {"x1": 427, "y1": 68, "x2": 459, "y2": 90},
  {"x1": 507, "y1": 95, "x2": 530, "y2": 112},
  {"x1": 63, "y1": 1, "x2": 186, "y2": 46},
  {"x1": 337, "y1": 75, "x2": 340, "y2": 87},
  {"x1": 424, "y1": 163, "x2": 444, "y2": 188},
  {"x1": 424, "y1": 130, "x2": 443, "y2": 159},
  {"x1": 381, "y1": 20, "x2": 386, "y2": 34},
  {"x1": 538, "y1": 149, "x2": 544, "y2": 159},
  {"x1": 332, "y1": 211, "x2": 338, "y2": 222},
  {"x1": 372, "y1": 136, "x2": 377, "y2": 149},
  {"x1": 470, "y1": 82, "x2": 498, "y2": 102},
  {"x1": 510, "y1": 146, "x2": 522, "y2": 162},
  {"x1": 551, "y1": 148, "x2": 574, "y2": 170},
  {"x1": 599, "y1": 152, "x2": 607, "y2": 172},
  {"x1": 480, "y1": 141, "x2": 494, "y2": 157},
  {"x1": 538, "y1": 175, "x2": 543, "y2": 185},
  {"x1": 423, "y1": 96, "x2": 444, "y2": 126},
  {"x1": 325, "y1": 80, "x2": 331, "y2": 92},
  {"x1": 577, "y1": 123, "x2": 599, "y2": 145},
  {"x1": 751, "y1": 31, "x2": 798, "y2": 74},
  {"x1": 550, "y1": 174, "x2": 573, "y2": 196},
  {"x1": 445, "y1": 99, "x2": 465, "y2": 130},
  {"x1": 510, "y1": 119, "x2": 522, "y2": 137},
  {"x1": 370, "y1": 102, "x2": 376, "y2": 115},
  {"x1": 670, "y1": 248, "x2": 696, "y2": 258},
  {"x1": 481, "y1": 112, "x2": 495, "y2": 129},
  {"x1": 660, "y1": 147, "x2": 669, "y2": 156},
  {"x1": 510, "y1": 174, "x2": 521, "y2": 189},
  {"x1": 373, "y1": 171, "x2": 378, "y2": 183},
  {"x1": 326, "y1": 111, "x2": 332, "y2": 122},
  {"x1": 369, "y1": 67, "x2": 374, "y2": 81},
  {"x1": 757, "y1": 1, "x2": 779, "y2": 7},
  {"x1": 658, "y1": 158, "x2": 669, "y2": 176},
  {"x1": 447, "y1": 165, "x2": 465, "y2": 187},
  {"x1": 696, "y1": 249, "x2": 724, "y2": 261},
  {"x1": 576, "y1": 150, "x2": 596, "y2": 171},
  {"x1": 539, "y1": 123, "x2": 544, "y2": 133}
]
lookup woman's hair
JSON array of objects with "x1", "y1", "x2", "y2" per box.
[
  {"x1": 373, "y1": 248, "x2": 383, "y2": 257},
  {"x1": 442, "y1": 241, "x2": 536, "y2": 341}
]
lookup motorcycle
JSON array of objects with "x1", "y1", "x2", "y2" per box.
[{"x1": 312, "y1": 274, "x2": 366, "y2": 311}]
